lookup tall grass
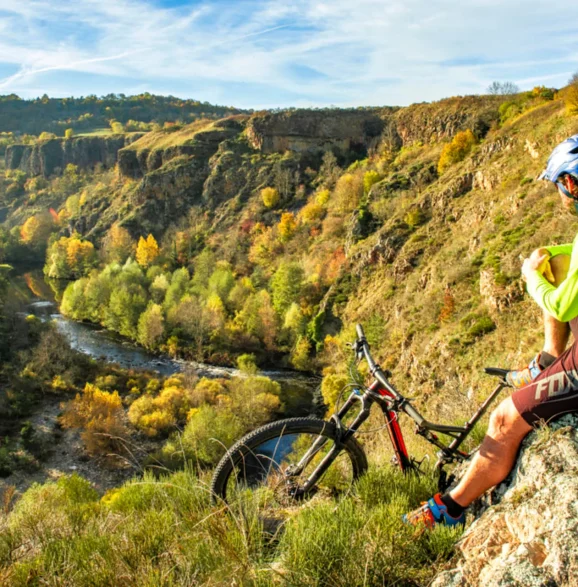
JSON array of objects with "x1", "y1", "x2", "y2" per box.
[{"x1": 0, "y1": 464, "x2": 461, "y2": 586}]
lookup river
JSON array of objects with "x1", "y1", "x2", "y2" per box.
[{"x1": 10, "y1": 271, "x2": 320, "y2": 394}]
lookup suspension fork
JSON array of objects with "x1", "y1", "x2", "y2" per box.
[
  {"x1": 288, "y1": 391, "x2": 373, "y2": 491},
  {"x1": 369, "y1": 381, "x2": 413, "y2": 472}
]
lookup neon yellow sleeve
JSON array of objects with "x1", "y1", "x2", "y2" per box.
[
  {"x1": 526, "y1": 267, "x2": 578, "y2": 322},
  {"x1": 545, "y1": 243, "x2": 573, "y2": 257}
]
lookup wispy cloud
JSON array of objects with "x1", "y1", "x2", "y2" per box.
[{"x1": 0, "y1": 0, "x2": 576, "y2": 108}]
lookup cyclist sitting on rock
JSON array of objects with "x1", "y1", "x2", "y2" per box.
[{"x1": 405, "y1": 134, "x2": 578, "y2": 527}]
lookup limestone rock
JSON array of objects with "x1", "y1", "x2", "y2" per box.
[
  {"x1": 5, "y1": 134, "x2": 143, "y2": 177},
  {"x1": 525, "y1": 139, "x2": 540, "y2": 160},
  {"x1": 473, "y1": 169, "x2": 500, "y2": 192},
  {"x1": 480, "y1": 268, "x2": 523, "y2": 312},
  {"x1": 245, "y1": 109, "x2": 386, "y2": 154},
  {"x1": 432, "y1": 415, "x2": 578, "y2": 587}
]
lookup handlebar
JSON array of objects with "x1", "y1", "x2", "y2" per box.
[
  {"x1": 354, "y1": 323, "x2": 425, "y2": 426},
  {"x1": 355, "y1": 323, "x2": 377, "y2": 372}
]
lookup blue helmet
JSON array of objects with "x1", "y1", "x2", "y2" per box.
[{"x1": 540, "y1": 134, "x2": 578, "y2": 199}]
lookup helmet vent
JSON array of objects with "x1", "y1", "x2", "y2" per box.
[{"x1": 569, "y1": 146, "x2": 578, "y2": 154}]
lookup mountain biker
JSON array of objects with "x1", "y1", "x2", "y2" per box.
[{"x1": 405, "y1": 134, "x2": 578, "y2": 527}]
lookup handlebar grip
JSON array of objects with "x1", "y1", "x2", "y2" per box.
[{"x1": 356, "y1": 324, "x2": 365, "y2": 340}]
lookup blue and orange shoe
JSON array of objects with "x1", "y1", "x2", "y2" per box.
[
  {"x1": 505, "y1": 354, "x2": 543, "y2": 389},
  {"x1": 402, "y1": 493, "x2": 466, "y2": 528}
]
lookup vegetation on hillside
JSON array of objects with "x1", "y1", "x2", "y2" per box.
[
  {"x1": 0, "y1": 93, "x2": 246, "y2": 136},
  {"x1": 1, "y1": 81, "x2": 578, "y2": 584}
]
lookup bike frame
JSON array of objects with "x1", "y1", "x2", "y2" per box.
[
  {"x1": 334, "y1": 376, "x2": 505, "y2": 472},
  {"x1": 294, "y1": 331, "x2": 507, "y2": 495}
]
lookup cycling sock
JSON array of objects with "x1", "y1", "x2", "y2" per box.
[
  {"x1": 539, "y1": 351, "x2": 556, "y2": 369},
  {"x1": 440, "y1": 493, "x2": 466, "y2": 518}
]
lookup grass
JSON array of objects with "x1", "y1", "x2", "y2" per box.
[
  {"x1": 0, "y1": 463, "x2": 462, "y2": 586},
  {"x1": 123, "y1": 119, "x2": 215, "y2": 151},
  {"x1": 76, "y1": 128, "x2": 113, "y2": 137}
]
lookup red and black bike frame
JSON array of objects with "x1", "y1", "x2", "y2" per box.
[{"x1": 296, "y1": 329, "x2": 507, "y2": 495}]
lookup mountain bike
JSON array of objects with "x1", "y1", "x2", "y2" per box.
[{"x1": 211, "y1": 324, "x2": 509, "y2": 507}]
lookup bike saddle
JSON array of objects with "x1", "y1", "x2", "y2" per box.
[{"x1": 484, "y1": 367, "x2": 509, "y2": 380}]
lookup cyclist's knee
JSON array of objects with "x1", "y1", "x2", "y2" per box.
[
  {"x1": 488, "y1": 398, "x2": 531, "y2": 441},
  {"x1": 550, "y1": 254, "x2": 570, "y2": 285}
]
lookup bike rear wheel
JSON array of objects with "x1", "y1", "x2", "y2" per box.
[{"x1": 210, "y1": 417, "x2": 368, "y2": 510}]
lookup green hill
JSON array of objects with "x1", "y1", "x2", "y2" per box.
[{"x1": 1, "y1": 84, "x2": 578, "y2": 585}]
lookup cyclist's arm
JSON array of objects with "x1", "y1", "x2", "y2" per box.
[
  {"x1": 545, "y1": 243, "x2": 573, "y2": 257},
  {"x1": 526, "y1": 266, "x2": 578, "y2": 322}
]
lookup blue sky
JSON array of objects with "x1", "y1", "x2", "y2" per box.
[{"x1": 0, "y1": 0, "x2": 577, "y2": 109}]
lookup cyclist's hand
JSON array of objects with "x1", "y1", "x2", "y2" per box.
[{"x1": 522, "y1": 248, "x2": 551, "y2": 282}]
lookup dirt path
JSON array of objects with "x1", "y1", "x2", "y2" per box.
[{"x1": 0, "y1": 396, "x2": 139, "y2": 499}]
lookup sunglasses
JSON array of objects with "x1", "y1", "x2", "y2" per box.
[{"x1": 556, "y1": 174, "x2": 578, "y2": 200}]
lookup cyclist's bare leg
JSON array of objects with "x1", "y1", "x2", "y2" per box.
[
  {"x1": 449, "y1": 397, "x2": 531, "y2": 507},
  {"x1": 449, "y1": 254, "x2": 570, "y2": 508},
  {"x1": 542, "y1": 254, "x2": 570, "y2": 357}
]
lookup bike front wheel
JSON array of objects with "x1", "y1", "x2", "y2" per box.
[{"x1": 210, "y1": 417, "x2": 368, "y2": 509}]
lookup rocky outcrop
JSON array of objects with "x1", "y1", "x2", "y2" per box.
[
  {"x1": 117, "y1": 118, "x2": 244, "y2": 179},
  {"x1": 393, "y1": 96, "x2": 501, "y2": 146},
  {"x1": 246, "y1": 109, "x2": 386, "y2": 154},
  {"x1": 433, "y1": 415, "x2": 578, "y2": 587},
  {"x1": 5, "y1": 134, "x2": 143, "y2": 177},
  {"x1": 480, "y1": 268, "x2": 523, "y2": 312}
]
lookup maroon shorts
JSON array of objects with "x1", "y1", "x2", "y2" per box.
[{"x1": 512, "y1": 317, "x2": 578, "y2": 426}]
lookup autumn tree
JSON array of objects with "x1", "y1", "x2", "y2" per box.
[
  {"x1": 20, "y1": 213, "x2": 55, "y2": 251},
  {"x1": 110, "y1": 120, "x2": 124, "y2": 133},
  {"x1": 102, "y1": 224, "x2": 135, "y2": 264},
  {"x1": 271, "y1": 262, "x2": 304, "y2": 315},
  {"x1": 137, "y1": 302, "x2": 165, "y2": 349},
  {"x1": 333, "y1": 172, "x2": 364, "y2": 213},
  {"x1": 278, "y1": 212, "x2": 297, "y2": 242},
  {"x1": 363, "y1": 170, "x2": 380, "y2": 196},
  {"x1": 38, "y1": 131, "x2": 57, "y2": 141},
  {"x1": 44, "y1": 235, "x2": 96, "y2": 279},
  {"x1": 136, "y1": 234, "x2": 160, "y2": 268},
  {"x1": 437, "y1": 129, "x2": 477, "y2": 174},
  {"x1": 261, "y1": 186, "x2": 280, "y2": 208},
  {"x1": 64, "y1": 128, "x2": 74, "y2": 139},
  {"x1": 61, "y1": 383, "x2": 129, "y2": 456}
]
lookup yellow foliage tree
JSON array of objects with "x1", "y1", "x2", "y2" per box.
[
  {"x1": 20, "y1": 213, "x2": 54, "y2": 247},
  {"x1": 261, "y1": 186, "x2": 280, "y2": 208},
  {"x1": 321, "y1": 373, "x2": 349, "y2": 413},
  {"x1": 299, "y1": 201, "x2": 324, "y2": 224},
  {"x1": 103, "y1": 224, "x2": 135, "y2": 264},
  {"x1": 316, "y1": 189, "x2": 331, "y2": 206},
  {"x1": 363, "y1": 170, "x2": 381, "y2": 195},
  {"x1": 136, "y1": 234, "x2": 160, "y2": 268},
  {"x1": 65, "y1": 128, "x2": 74, "y2": 139},
  {"x1": 66, "y1": 238, "x2": 96, "y2": 276},
  {"x1": 61, "y1": 383, "x2": 129, "y2": 456},
  {"x1": 278, "y1": 212, "x2": 297, "y2": 242},
  {"x1": 333, "y1": 173, "x2": 363, "y2": 213},
  {"x1": 437, "y1": 129, "x2": 477, "y2": 174}
]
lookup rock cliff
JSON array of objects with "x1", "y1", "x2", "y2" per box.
[
  {"x1": 5, "y1": 134, "x2": 143, "y2": 177},
  {"x1": 433, "y1": 415, "x2": 578, "y2": 587},
  {"x1": 245, "y1": 109, "x2": 388, "y2": 154}
]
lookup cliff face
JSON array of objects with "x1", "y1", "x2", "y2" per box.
[
  {"x1": 245, "y1": 109, "x2": 388, "y2": 154},
  {"x1": 433, "y1": 415, "x2": 578, "y2": 587},
  {"x1": 117, "y1": 118, "x2": 245, "y2": 180},
  {"x1": 5, "y1": 134, "x2": 143, "y2": 177}
]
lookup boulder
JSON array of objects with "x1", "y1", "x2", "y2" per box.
[{"x1": 433, "y1": 415, "x2": 578, "y2": 587}]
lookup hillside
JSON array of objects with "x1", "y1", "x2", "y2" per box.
[
  {"x1": 1, "y1": 85, "x2": 578, "y2": 585},
  {"x1": 0, "y1": 93, "x2": 247, "y2": 136}
]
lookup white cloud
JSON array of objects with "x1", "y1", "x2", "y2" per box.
[{"x1": 0, "y1": 0, "x2": 576, "y2": 107}]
